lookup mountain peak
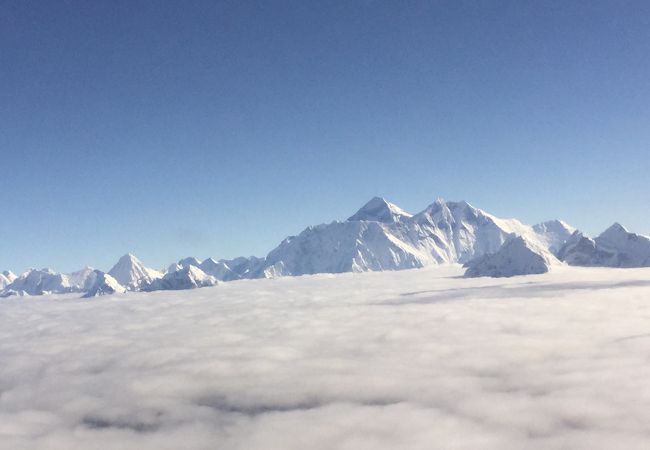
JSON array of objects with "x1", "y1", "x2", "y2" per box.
[
  {"x1": 108, "y1": 253, "x2": 162, "y2": 289},
  {"x1": 347, "y1": 197, "x2": 412, "y2": 223},
  {"x1": 596, "y1": 223, "x2": 630, "y2": 243},
  {"x1": 179, "y1": 257, "x2": 202, "y2": 267},
  {"x1": 464, "y1": 236, "x2": 558, "y2": 278},
  {"x1": 115, "y1": 253, "x2": 140, "y2": 265},
  {"x1": 605, "y1": 222, "x2": 627, "y2": 234}
]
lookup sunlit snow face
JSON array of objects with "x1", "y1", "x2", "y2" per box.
[{"x1": 2, "y1": 265, "x2": 650, "y2": 450}]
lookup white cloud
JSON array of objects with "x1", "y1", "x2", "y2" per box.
[{"x1": 1, "y1": 266, "x2": 650, "y2": 449}]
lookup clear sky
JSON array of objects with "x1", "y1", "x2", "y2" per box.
[{"x1": 2, "y1": 0, "x2": 649, "y2": 273}]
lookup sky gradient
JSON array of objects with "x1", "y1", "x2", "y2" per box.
[{"x1": 2, "y1": 0, "x2": 650, "y2": 272}]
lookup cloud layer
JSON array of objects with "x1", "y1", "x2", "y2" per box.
[{"x1": 2, "y1": 266, "x2": 650, "y2": 449}]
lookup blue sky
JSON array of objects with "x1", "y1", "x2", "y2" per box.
[{"x1": 2, "y1": 0, "x2": 649, "y2": 272}]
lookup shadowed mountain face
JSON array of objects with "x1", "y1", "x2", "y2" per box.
[
  {"x1": 558, "y1": 225, "x2": 650, "y2": 268},
  {"x1": 463, "y1": 236, "x2": 559, "y2": 278}
]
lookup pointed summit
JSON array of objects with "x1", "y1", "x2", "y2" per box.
[
  {"x1": 347, "y1": 197, "x2": 412, "y2": 223},
  {"x1": 108, "y1": 253, "x2": 162, "y2": 290},
  {"x1": 593, "y1": 223, "x2": 650, "y2": 267},
  {"x1": 464, "y1": 236, "x2": 559, "y2": 278},
  {"x1": 599, "y1": 222, "x2": 628, "y2": 237}
]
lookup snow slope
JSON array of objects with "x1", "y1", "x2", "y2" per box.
[
  {"x1": 144, "y1": 265, "x2": 218, "y2": 291},
  {"x1": 532, "y1": 219, "x2": 576, "y2": 254},
  {"x1": 253, "y1": 197, "x2": 574, "y2": 277},
  {"x1": 82, "y1": 270, "x2": 126, "y2": 297},
  {"x1": 464, "y1": 236, "x2": 560, "y2": 277},
  {"x1": 2, "y1": 268, "x2": 76, "y2": 296},
  {"x1": 557, "y1": 224, "x2": 650, "y2": 268},
  {"x1": 556, "y1": 231, "x2": 613, "y2": 266},
  {"x1": 347, "y1": 196, "x2": 413, "y2": 223},
  {"x1": 259, "y1": 220, "x2": 425, "y2": 277},
  {"x1": 2, "y1": 266, "x2": 650, "y2": 449},
  {"x1": 594, "y1": 223, "x2": 650, "y2": 267},
  {"x1": 108, "y1": 254, "x2": 163, "y2": 290},
  {"x1": 198, "y1": 258, "x2": 240, "y2": 281},
  {"x1": 67, "y1": 266, "x2": 96, "y2": 291}
]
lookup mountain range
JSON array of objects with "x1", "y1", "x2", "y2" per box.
[{"x1": 2, "y1": 197, "x2": 649, "y2": 297}]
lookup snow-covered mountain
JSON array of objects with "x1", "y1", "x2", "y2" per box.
[
  {"x1": 258, "y1": 220, "x2": 424, "y2": 277},
  {"x1": 594, "y1": 223, "x2": 650, "y2": 267},
  {"x1": 108, "y1": 254, "x2": 163, "y2": 290},
  {"x1": 167, "y1": 257, "x2": 241, "y2": 281},
  {"x1": 67, "y1": 266, "x2": 97, "y2": 291},
  {"x1": 250, "y1": 197, "x2": 575, "y2": 278},
  {"x1": 1, "y1": 268, "x2": 77, "y2": 296},
  {"x1": 144, "y1": 265, "x2": 217, "y2": 291},
  {"x1": 198, "y1": 258, "x2": 240, "y2": 281},
  {"x1": 82, "y1": 270, "x2": 126, "y2": 297},
  {"x1": 556, "y1": 231, "x2": 611, "y2": 266},
  {"x1": 558, "y1": 224, "x2": 650, "y2": 268},
  {"x1": 5, "y1": 197, "x2": 650, "y2": 290},
  {"x1": 533, "y1": 220, "x2": 576, "y2": 254},
  {"x1": 347, "y1": 196, "x2": 413, "y2": 223},
  {"x1": 464, "y1": 236, "x2": 560, "y2": 277},
  {"x1": 221, "y1": 256, "x2": 265, "y2": 279}
]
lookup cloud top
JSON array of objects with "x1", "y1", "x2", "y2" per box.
[{"x1": 1, "y1": 266, "x2": 650, "y2": 449}]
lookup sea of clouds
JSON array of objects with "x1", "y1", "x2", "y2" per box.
[{"x1": 2, "y1": 265, "x2": 650, "y2": 449}]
